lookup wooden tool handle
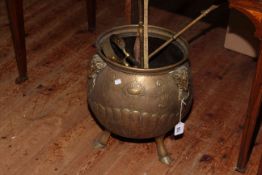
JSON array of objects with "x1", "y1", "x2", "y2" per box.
[{"x1": 143, "y1": 0, "x2": 149, "y2": 68}]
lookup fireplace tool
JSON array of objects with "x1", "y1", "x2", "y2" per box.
[{"x1": 88, "y1": 1, "x2": 220, "y2": 165}]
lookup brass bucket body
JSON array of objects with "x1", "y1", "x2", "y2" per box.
[{"x1": 88, "y1": 25, "x2": 192, "y2": 139}]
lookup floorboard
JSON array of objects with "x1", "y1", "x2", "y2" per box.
[{"x1": 0, "y1": 0, "x2": 261, "y2": 175}]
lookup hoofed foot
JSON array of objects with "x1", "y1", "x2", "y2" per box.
[
  {"x1": 159, "y1": 155, "x2": 173, "y2": 165},
  {"x1": 155, "y1": 136, "x2": 173, "y2": 165},
  {"x1": 93, "y1": 130, "x2": 111, "y2": 149}
]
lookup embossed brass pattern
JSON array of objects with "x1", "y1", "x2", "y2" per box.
[
  {"x1": 90, "y1": 101, "x2": 179, "y2": 138},
  {"x1": 169, "y1": 64, "x2": 191, "y2": 101},
  {"x1": 88, "y1": 55, "x2": 107, "y2": 94}
]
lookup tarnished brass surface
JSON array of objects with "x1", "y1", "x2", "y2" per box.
[{"x1": 88, "y1": 25, "x2": 192, "y2": 139}]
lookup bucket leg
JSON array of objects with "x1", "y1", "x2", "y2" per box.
[
  {"x1": 155, "y1": 136, "x2": 172, "y2": 165},
  {"x1": 94, "y1": 130, "x2": 111, "y2": 149}
]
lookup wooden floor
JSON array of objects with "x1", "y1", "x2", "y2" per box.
[{"x1": 0, "y1": 0, "x2": 261, "y2": 174}]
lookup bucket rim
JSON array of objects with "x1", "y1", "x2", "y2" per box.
[{"x1": 95, "y1": 25, "x2": 189, "y2": 74}]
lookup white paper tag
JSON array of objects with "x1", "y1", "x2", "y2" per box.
[
  {"x1": 174, "y1": 122, "x2": 185, "y2": 136},
  {"x1": 114, "y1": 79, "x2": 122, "y2": 85}
]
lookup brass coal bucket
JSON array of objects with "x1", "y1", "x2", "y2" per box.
[{"x1": 88, "y1": 25, "x2": 192, "y2": 164}]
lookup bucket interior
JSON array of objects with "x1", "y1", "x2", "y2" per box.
[{"x1": 102, "y1": 36, "x2": 185, "y2": 68}]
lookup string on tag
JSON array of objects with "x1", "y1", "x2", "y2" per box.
[
  {"x1": 174, "y1": 98, "x2": 186, "y2": 136},
  {"x1": 179, "y1": 98, "x2": 186, "y2": 122}
]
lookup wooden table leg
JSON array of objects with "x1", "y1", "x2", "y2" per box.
[
  {"x1": 127, "y1": 0, "x2": 139, "y2": 24},
  {"x1": 229, "y1": 1, "x2": 262, "y2": 172},
  {"x1": 86, "y1": 0, "x2": 96, "y2": 32},
  {"x1": 258, "y1": 155, "x2": 262, "y2": 175},
  {"x1": 5, "y1": 0, "x2": 28, "y2": 84},
  {"x1": 236, "y1": 43, "x2": 262, "y2": 172}
]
